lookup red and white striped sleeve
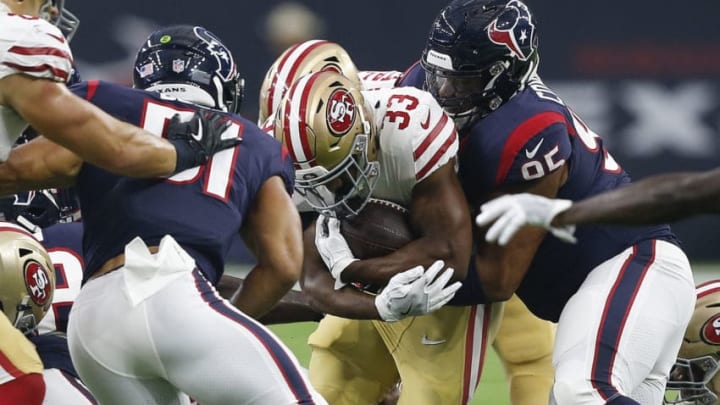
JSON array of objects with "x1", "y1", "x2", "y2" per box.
[
  {"x1": 0, "y1": 15, "x2": 73, "y2": 83},
  {"x1": 410, "y1": 93, "x2": 458, "y2": 182}
]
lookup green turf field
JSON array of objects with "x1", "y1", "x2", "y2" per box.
[{"x1": 268, "y1": 322, "x2": 511, "y2": 405}]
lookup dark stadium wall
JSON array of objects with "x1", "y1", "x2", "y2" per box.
[{"x1": 69, "y1": 0, "x2": 720, "y2": 260}]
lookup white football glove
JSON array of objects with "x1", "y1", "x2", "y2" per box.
[
  {"x1": 375, "y1": 260, "x2": 462, "y2": 322},
  {"x1": 315, "y1": 215, "x2": 358, "y2": 290},
  {"x1": 475, "y1": 193, "x2": 576, "y2": 246}
]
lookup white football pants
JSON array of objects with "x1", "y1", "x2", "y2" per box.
[
  {"x1": 551, "y1": 240, "x2": 695, "y2": 404},
  {"x1": 67, "y1": 236, "x2": 326, "y2": 405}
]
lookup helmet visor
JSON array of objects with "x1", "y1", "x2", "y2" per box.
[
  {"x1": 665, "y1": 356, "x2": 720, "y2": 404},
  {"x1": 294, "y1": 135, "x2": 379, "y2": 219}
]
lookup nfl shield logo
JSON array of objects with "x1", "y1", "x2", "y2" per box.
[{"x1": 172, "y1": 59, "x2": 185, "y2": 73}]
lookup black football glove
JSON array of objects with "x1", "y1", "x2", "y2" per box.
[{"x1": 166, "y1": 111, "x2": 240, "y2": 173}]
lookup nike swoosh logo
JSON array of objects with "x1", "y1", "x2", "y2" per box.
[
  {"x1": 192, "y1": 124, "x2": 204, "y2": 142},
  {"x1": 421, "y1": 336, "x2": 447, "y2": 345},
  {"x1": 525, "y1": 138, "x2": 544, "y2": 159},
  {"x1": 420, "y1": 111, "x2": 431, "y2": 130}
]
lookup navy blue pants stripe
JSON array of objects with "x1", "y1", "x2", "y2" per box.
[
  {"x1": 61, "y1": 370, "x2": 98, "y2": 404},
  {"x1": 192, "y1": 270, "x2": 316, "y2": 404},
  {"x1": 591, "y1": 240, "x2": 656, "y2": 400}
]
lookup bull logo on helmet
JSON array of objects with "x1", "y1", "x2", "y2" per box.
[
  {"x1": 326, "y1": 88, "x2": 356, "y2": 136},
  {"x1": 24, "y1": 260, "x2": 52, "y2": 306},
  {"x1": 194, "y1": 27, "x2": 236, "y2": 82},
  {"x1": 487, "y1": 0, "x2": 536, "y2": 61}
]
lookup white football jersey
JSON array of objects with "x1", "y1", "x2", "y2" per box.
[
  {"x1": 362, "y1": 86, "x2": 458, "y2": 206},
  {"x1": 358, "y1": 70, "x2": 402, "y2": 90},
  {"x1": 0, "y1": 9, "x2": 73, "y2": 160}
]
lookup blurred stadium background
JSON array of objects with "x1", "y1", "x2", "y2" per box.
[{"x1": 68, "y1": 0, "x2": 720, "y2": 402}]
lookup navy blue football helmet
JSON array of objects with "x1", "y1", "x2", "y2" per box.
[
  {"x1": 40, "y1": 0, "x2": 80, "y2": 41},
  {"x1": 0, "y1": 188, "x2": 81, "y2": 232},
  {"x1": 421, "y1": 0, "x2": 539, "y2": 130},
  {"x1": 133, "y1": 25, "x2": 244, "y2": 113}
]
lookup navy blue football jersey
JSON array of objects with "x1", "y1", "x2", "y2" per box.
[
  {"x1": 37, "y1": 222, "x2": 84, "y2": 334},
  {"x1": 69, "y1": 81, "x2": 295, "y2": 284},
  {"x1": 29, "y1": 332, "x2": 80, "y2": 379},
  {"x1": 399, "y1": 65, "x2": 678, "y2": 321}
]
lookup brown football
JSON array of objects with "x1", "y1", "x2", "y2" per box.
[
  {"x1": 340, "y1": 198, "x2": 415, "y2": 294},
  {"x1": 341, "y1": 198, "x2": 415, "y2": 260}
]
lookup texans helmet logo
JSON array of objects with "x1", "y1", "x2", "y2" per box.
[
  {"x1": 24, "y1": 260, "x2": 52, "y2": 306},
  {"x1": 194, "y1": 27, "x2": 236, "y2": 81},
  {"x1": 326, "y1": 88, "x2": 356, "y2": 136},
  {"x1": 487, "y1": 0, "x2": 536, "y2": 61}
]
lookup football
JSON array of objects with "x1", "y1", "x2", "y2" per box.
[{"x1": 341, "y1": 198, "x2": 415, "y2": 260}]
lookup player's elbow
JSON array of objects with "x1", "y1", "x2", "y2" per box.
[
  {"x1": 425, "y1": 235, "x2": 471, "y2": 282},
  {"x1": 272, "y1": 259, "x2": 302, "y2": 290}
]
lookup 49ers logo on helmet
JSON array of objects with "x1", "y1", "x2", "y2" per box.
[
  {"x1": 701, "y1": 313, "x2": 720, "y2": 345},
  {"x1": 24, "y1": 260, "x2": 51, "y2": 306},
  {"x1": 326, "y1": 88, "x2": 356, "y2": 137}
]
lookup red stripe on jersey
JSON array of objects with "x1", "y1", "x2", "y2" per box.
[
  {"x1": 6, "y1": 13, "x2": 38, "y2": 20},
  {"x1": 416, "y1": 126, "x2": 457, "y2": 180},
  {"x1": 495, "y1": 111, "x2": 569, "y2": 186},
  {"x1": 0, "y1": 349, "x2": 25, "y2": 379},
  {"x1": 414, "y1": 113, "x2": 449, "y2": 160},
  {"x1": 45, "y1": 32, "x2": 66, "y2": 44},
  {"x1": 267, "y1": 40, "x2": 329, "y2": 117},
  {"x1": 85, "y1": 80, "x2": 100, "y2": 101},
  {"x1": 2, "y1": 61, "x2": 68, "y2": 82},
  {"x1": 8, "y1": 45, "x2": 71, "y2": 60}
]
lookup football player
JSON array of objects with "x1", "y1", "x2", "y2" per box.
[
  {"x1": 263, "y1": 39, "x2": 553, "y2": 405},
  {"x1": 0, "y1": 0, "x2": 236, "y2": 179},
  {"x1": 665, "y1": 280, "x2": 720, "y2": 405},
  {"x1": 274, "y1": 70, "x2": 501, "y2": 405},
  {"x1": 0, "y1": 223, "x2": 56, "y2": 405},
  {"x1": 0, "y1": 25, "x2": 329, "y2": 405},
  {"x1": 0, "y1": 189, "x2": 96, "y2": 404},
  {"x1": 476, "y1": 167, "x2": 720, "y2": 245},
  {"x1": 399, "y1": 0, "x2": 696, "y2": 403}
]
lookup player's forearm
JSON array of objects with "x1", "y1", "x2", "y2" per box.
[
  {"x1": 11, "y1": 78, "x2": 177, "y2": 177},
  {"x1": 52, "y1": 106, "x2": 177, "y2": 177},
  {"x1": 554, "y1": 169, "x2": 720, "y2": 226},
  {"x1": 302, "y1": 265, "x2": 380, "y2": 320},
  {"x1": 220, "y1": 275, "x2": 322, "y2": 324},
  {"x1": 342, "y1": 235, "x2": 467, "y2": 285},
  {"x1": 233, "y1": 264, "x2": 297, "y2": 319}
]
